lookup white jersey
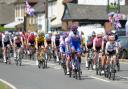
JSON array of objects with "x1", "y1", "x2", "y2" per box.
[{"x1": 105, "y1": 41, "x2": 117, "y2": 52}]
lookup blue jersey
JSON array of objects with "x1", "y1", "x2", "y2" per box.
[{"x1": 69, "y1": 31, "x2": 82, "y2": 52}]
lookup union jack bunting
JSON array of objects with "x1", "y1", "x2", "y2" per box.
[{"x1": 25, "y1": 0, "x2": 35, "y2": 16}]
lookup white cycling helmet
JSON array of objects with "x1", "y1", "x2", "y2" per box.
[{"x1": 5, "y1": 31, "x2": 9, "y2": 35}]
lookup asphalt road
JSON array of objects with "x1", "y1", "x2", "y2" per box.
[{"x1": 0, "y1": 59, "x2": 128, "y2": 89}]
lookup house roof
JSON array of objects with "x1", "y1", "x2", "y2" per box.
[
  {"x1": 62, "y1": 3, "x2": 128, "y2": 21},
  {"x1": 0, "y1": 0, "x2": 16, "y2": 4},
  {"x1": 0, "y1": 3, "x2": 15, "y2": 25}
]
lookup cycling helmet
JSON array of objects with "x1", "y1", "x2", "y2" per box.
[
  {"x1": 15, "y1": 32, "x2": 20, "y2": 36},
  {"x1": 30, "y1": 32, "x2": 34, "y2": 35},
  {"x1": 5, "y1": 31, "x2": 9, "y2": 35},
  {"x1": 70, "y1": 24, "x2": 78, "y2": 32},
  {"x1": 91, "y1": 31, "x2": 96, "y2": 36}
]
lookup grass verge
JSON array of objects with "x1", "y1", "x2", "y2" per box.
[{"x1": 0, "y1": 81, "x2": 12, "y2": 89}]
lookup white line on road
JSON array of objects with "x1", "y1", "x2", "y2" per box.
[
  {"x1": 118, "y1": 75, "x2": 128, "y2": 79},
  {"x1": 0, "y1": 79, "x2": 17, "y2": 89},
  {"x1": 90, "y1": 76, "x2": 110, "y2": 83}
]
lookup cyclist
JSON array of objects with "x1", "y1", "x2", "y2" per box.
[
  {"x1": 45, "y1": 32, "x2": 52, "y2": 47},
  {"x1": 85, "y1": 32, "x2": 96, "y2": 68},
  {"x1": 93, "y1": 32, "x2": 103, "y2": 70},
  {"x1": 105, "y1": 33, "x2": 118, "y2": 68},
  {"x1": 28, "y1": 32, "x2": 36, "y2": 46},
  {"x1": 45, "y1": 32, "x2": 52, "y2": 60},
  {"x1": 35, "y1": 32, "x2": 45, "y2": 49},
  {"x1": 13, "y1": 32, "x2": 24, "y2": 61},
  {"x1": 54, "y1": 32, "x2": 60, "y2": 62},
  {"x1": 67, "y1": 24, "x2": 82, "y2": 74},
  {"x1": 2, "y1": 31, "x2": 12, "y2": 63}
]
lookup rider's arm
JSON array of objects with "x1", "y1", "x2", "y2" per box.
[
  {"x1": 93, "y1": 38, "x2": 96, "y2": 51},
  {"x1": 44, "y1": 38, "x2": 47, "y2": 48},
  {"x1": 2, "y1": 35, "x2": 5, "y2": 48},
  {"x1": 35, "y1": 37, "x2": 38, "y2": 49},
  {"x1": 13, "y1": 37, "x2": 16, "y2": 47},
  {"x1": 101, "y1": 40, "x2": 104, "y2": 51},
  {"x1": 105, "y1": 42, "x2": 109, "y2": 54},
  {"x1": 9, "y1": 36, "x2": 13, "y2": 46},
  {"x1": 21, "y1": 37, "x2": 24, "y2": 47}
]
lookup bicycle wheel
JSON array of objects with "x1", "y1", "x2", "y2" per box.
[
  {"x1": 116, "y1": 62, "x2": 120, "y2": 71},
  {"x1": 78, "y1": 69, "x2": 81, "y2": 80},
  {"x1": 112, "y1": 72, "x2": 115, "y2": 80},
  {"x1": 69, "y1": 67, "x2": 72, "y2": 77},
  {"x1": 96, "y1": 64, "x2": 99, "y2": 75}
]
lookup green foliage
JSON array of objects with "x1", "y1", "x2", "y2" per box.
[
  {"x1": 0, "y1": 26, "x2": 15, "y2": 32},
  {"x1": 108, "y1": 3, "x2": 119, "y2": 12}
]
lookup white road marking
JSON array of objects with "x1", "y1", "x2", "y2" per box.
[
  {"x1": 118, "y1": 75, "x2": 128, "y2": 79},
  {"x1": 90, "y1": 76, "x2": 110, "y2": 83},
  {"x1": 53, "y1": 66, "x2": 62, "y2": 70},
  {"x1": 0, "y1": 79, "x2": 17, "y2": 89}
]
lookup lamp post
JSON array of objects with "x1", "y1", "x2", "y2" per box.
[{"x1": 45, "y1": 0, "x2": 48, "y2": 33}]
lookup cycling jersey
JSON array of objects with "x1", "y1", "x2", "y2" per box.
[
  {"x1": 14, "y1": 36, "x2": 22, "y2": 48},
  {"x1": 93, "y1": 37, "x2": 103, "y2": 51},
  {"x1": 28, "y1": 34, "x2": 36, "y2": 46},
  {"x1": 93, "y1": 37, "x2": 102, "y2": 47},
  {"x1": 106, "y1": 41, "x2": 117, "y2": 52},
  {"x1": 55, "y1": 34, "x2": 60, "y2": 47},
  {"x1": 59, "y1": 36, "x2": 66, "y2": 53},
  {"x1": 45, "y1": 34, "x2": 51, "y2": 44},
  {"x1": 86, "y1": 36, "x2": 93, "y2": 49},
  {"x1": 35, "y1": 36, "x2": 45, "y2": 47},
  {"x1": 2, "y1": 34, "x2": 10, "y2": 47},
  {"x1": 69, "y1": 31, "x2": 82, "y2": 52}
]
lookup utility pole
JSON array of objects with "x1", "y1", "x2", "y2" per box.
[{"x1": 45, "y1": 0, "x2": 48, "y2": 33}]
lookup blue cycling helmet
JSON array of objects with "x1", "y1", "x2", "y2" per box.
[
  {"x1": 91, "y1": 31, "x2": 96, "y2": 36},
  {"x1": 70, "y1": 24, "x2": 78, "y2": 32}
]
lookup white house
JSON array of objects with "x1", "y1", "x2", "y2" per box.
[
  {"x1": 49, "y1": 0, "x2": 64, "y2": 31},
  {"x1": 35, "y1": 0, "x2": 64, "y2": 33}
]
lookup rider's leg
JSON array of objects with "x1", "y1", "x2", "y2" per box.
[
  {"x1": 3, "y1": 47, "x2": 6, "y2": 62},
  {"x1": 93, "y1": 51, "x2": 98, "y2": 69},
  {"x1": 66, "y1": 55, "x2": 70, "y2": 74}
]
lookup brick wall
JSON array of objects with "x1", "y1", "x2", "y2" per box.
[{"x1": 126, "y1": 0, "x2": 128, "y2": 5}]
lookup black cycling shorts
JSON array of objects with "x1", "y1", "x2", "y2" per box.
[
  {"x1": 46, "y1": 40, "x2": 51, "y2": 45},
  {"x1": 55, "y1": 40, "x2": 60, "y2": 47},
  {"x1": 107, "y1": 50, "x2": 116, "y2": 56},
  {"x1": 87, "y1": 44, "x2": 93, "y2": 49},
  {"x1": 4, "y1": 41, "x2": 10, "y2": 47},
  {"x1": 38, "y1": 42, "x2": 44, "y2": 47},
  {"x1": 16, "y1": 42, "x2": 22, "y2": 48},
  {"x1": 96, "y1": 46, "x2": 101, "y2": 52},
  {"x1": 29, "y1": 40, "x2": 35, "y2": 46}
]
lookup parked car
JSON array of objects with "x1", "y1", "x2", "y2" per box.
[{"x1": 118, "y1": 36, "x2": 128, "y2": 59}]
